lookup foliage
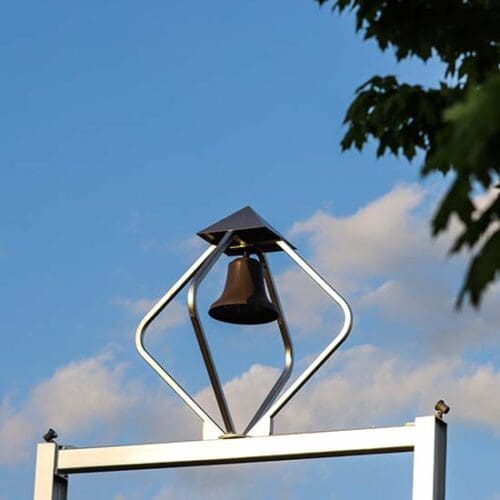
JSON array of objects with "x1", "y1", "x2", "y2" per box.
[{"x1": 318, "y1": 0, "x2": 500, "y2": 307}]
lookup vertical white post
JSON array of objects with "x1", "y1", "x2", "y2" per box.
[
  {"x1": 33, "y1": 443, "x2": 68, "y2": 500},
  {"x1": 412, "y1": 416, "x2": 447, "y2": 500}
]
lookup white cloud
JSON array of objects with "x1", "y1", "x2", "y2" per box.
[
  {"x1": 10, "y1": 343, "x2": 498, "y2": 465},
  {"x1": 280, "y1": 345, "x2": 500, "y2": 434},
  {"x1": 274, "y1": 185, "x2": 440, "y2": 335},
  {"x1": 272, "y1": 183, "x2": 499, "y2": 355},
  {"x1": 447, "y1": 362, "x2": 500, "y2": 430},
  {"x1": 360, "y1": 277, "x2": 500, "y2": 352},
  {"x1": 127, "y1": 343, "x2": 500, "y2": 441},
  {"x1": 276, "y1": 266, "x2": 333, "y2": 334},
  {"x1": 189, "y1": 345, "x2": 500, "y2": 436},
  {"x1": 0, "y1": 350, "x2": 137, "y2": 465},
  {"x1": 288, "y1": 184, "x2": 440, "y2": 283}
]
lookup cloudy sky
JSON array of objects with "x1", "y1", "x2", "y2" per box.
[{"x1": 1, "y1": 2, "x2": 499, "y2": 499}]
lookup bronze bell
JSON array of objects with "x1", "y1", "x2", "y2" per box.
[{"x1": 209, "y1": 256, "x2": 279, "y2": 325}]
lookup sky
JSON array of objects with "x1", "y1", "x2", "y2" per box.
[{"x1": 1, "y1": 1, "x2": 499, "y2": 499}]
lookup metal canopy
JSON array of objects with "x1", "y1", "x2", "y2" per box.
[{"x1": 197, "y1": 206, "x2": 295, "y2": 255}]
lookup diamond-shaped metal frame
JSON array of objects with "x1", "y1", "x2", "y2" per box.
[{"x1": 135, "y1": 208, "x2": 353, "y2": 439}]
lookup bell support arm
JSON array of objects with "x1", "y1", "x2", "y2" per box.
[
  {"x1": 187, "y1": 231, "x2": 236, "y2": 435},
  {"x1": 135, "y1": 245, "x2": 224, "y2": 440},
  {"x1": 243, "y1": 249, "x2": 294, "y2": 434},
  {"x1": 248, "y1": 240, "x2": 353, "y2": 436}
]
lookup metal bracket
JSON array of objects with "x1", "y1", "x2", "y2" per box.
[{"x1": 187, "y1": 232, "x2": 236, "y2": 433}]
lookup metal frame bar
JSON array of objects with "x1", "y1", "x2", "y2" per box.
[
  {"x1": 187, "y1": 231, "x2": 236, "y2": 434},
  {"x1": 248, "y1": 240, "x2": 353, "y2": 436},
  {"x1": 244, "y1": 249, "x2": 294, "y2": 433},
  {"x1": 34, "y1": 416, "x2": 446, "y2": 500}
]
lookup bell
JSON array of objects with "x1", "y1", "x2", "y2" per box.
[{"x1": 209, "y1": 256, "x2": 279, "y2": 325}]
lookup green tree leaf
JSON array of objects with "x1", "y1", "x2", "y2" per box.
[{"x1": 319, "y1": 0, "x2": 500, "y2": 307}]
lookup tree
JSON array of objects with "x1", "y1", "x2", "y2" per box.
[{"x1": 318, "y1": 0, "x2": 500, "y2": 307}]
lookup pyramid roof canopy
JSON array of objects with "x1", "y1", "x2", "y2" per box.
[{"x1": 197, "y1": 206, "x2": 294, "y2": 255}]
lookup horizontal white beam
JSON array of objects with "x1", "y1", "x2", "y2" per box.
[{"x1": 57, "y1": 424, "x2": 416, "y2": 474}]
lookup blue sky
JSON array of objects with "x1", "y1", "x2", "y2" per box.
[{"x1": 1, "y1": 2, "x2": 499, "y2": 499}]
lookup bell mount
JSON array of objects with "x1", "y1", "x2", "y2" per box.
[{"x1": 135, "y1": 206, "x2": 352, "y2": 439}]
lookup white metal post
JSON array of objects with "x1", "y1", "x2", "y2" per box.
[
  {"x1": 33, "y1": 443, "x2": 67, "y2": 500},
  {"x1": 412, "y1": 416, "x2": 447, "y2": 500}
]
